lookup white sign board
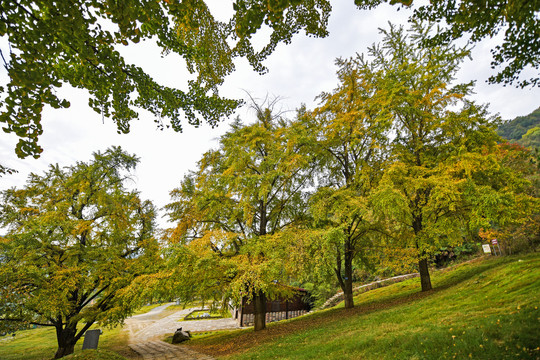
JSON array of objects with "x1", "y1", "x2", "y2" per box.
[{"x1": 482, "y1": 244, "x2": 492, "y2": 254}]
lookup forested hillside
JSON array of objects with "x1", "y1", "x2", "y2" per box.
[{"x1": 498, "y1": 107, "x2": 540, "y2": 148}]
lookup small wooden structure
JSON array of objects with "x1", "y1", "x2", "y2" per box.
[{"x1": 233, "y1": 287, "x2": 312, "y2": 327}]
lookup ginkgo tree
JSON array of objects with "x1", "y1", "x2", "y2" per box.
[
  {"x1": 0, "y1": 147, "x2": 159, "y2": 359},
  {"x1": 359, "y1": 23, "x2": 505, "y2": 291},
  {"x1": 292, "y1": 58, "x2": 390, "y2": 309},
  {"x1": 165, "y1": 100, "x2": 314, "y2": 330},
  {"x1": 293, "y1": 22, "x2": 527, "y2": 296}
]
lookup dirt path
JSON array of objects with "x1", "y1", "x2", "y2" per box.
[{"x1": 124, "y1": 304, "x2": 239, "y2": 360}]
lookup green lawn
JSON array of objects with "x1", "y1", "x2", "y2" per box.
[
  {"x1": 0, "y1": 325, "x2": 129, "y2": 360},
  {"x1": 2, "y1": 254, "x2": 538, "y2": 360},
  {"x1": 187, "y1": 253, "x2": 540, "y2": 359},
  {"x1": 63, "y1": 349, "x2": 127, "y2": 360},
  {"x1": 0, "y1": 301, "x2": 203, "y2": 359}
]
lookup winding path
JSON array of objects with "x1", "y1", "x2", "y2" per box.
[{"x1": 124, "y1": 304, "x2": 239, "y2": 360}]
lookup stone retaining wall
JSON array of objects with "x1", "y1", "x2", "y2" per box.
[{"x1": 322, "y1": 273, "x2": 420, "y2": 309}]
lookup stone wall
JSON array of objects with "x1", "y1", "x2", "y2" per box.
[{"x1": 321, "y1": 273, "x2": 420, "y2": 309}]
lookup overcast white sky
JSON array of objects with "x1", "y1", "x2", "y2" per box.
[{"x1": 1, "y1": 1, "x2": 539, "y2": 228}]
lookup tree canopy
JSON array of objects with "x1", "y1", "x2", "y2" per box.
[
  {"x1": 0, "y1": 147, "x2": 159, "y2": 358},
  {"x1": 0, "y1": 0, "x2": 331, "y2": 159},
  {"x1": 292, "y1": 22, "x2": 527, "y2": 294},
  {"x1": 2, "y1": 0, "x2": 536, "y2": 160},
  {"x1": 164, "y1": 100, "x2": 314, "y2": 330},
  {"x1": 355, "y1": 0, "x2": 540, "y2": 88}
]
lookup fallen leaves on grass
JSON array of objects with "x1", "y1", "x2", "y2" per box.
[{"x1": 186, "y1": 290, "x2": 433, "y2": 357}]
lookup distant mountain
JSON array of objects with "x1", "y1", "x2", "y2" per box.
[{"x1": 498, "y1": 107, "x2": 540, "y2": 149}]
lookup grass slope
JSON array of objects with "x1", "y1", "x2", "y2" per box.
[
  {"x1": 0, "y1": 325, "x2": 129, "y2": 360},
  {"x1": 63, "y1": 349, "x2": 127, "y2": 360},
  {"x1": 187, "y1": 254, "x2": 540, "y2": 359}
]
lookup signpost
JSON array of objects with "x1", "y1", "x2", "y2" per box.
[{"x1": 491, "y1": 239, "x2": 503, "y2": 256}]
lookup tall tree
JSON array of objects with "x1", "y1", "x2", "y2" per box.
[
  {"x1": 0, "y1": 147, "x2": 158, "y2": 358},
  {"x1": 0, "y1": 0, "x2": 331, "y2": 159},
  {"x1": 294, "y1": 58, "x2": 389, "y2": 308},
  {"x1": 360, "y1": 23, "x2": 502, "y2": 291},
  {"x1": 165, "y1": 99, "x2": 313, "y2": 330}
]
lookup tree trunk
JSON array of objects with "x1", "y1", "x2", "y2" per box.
[
  {"x1": 413, "y1": 212, "x2": 432, "y2": 292},
  {"x1": 253, "y1": 290, "x2": 267, "y2": 331},
  {"x1": 343, "y1": 279, "x2": 354, "y2": 308},
  {"x1": 343, "y1": 245, "x2": 354, "y2": 309},
  {"x1": 54, "y1": 324, "x2": 77, "y2": 359},
  {"x1": 418, "y1": 257, "x2": 432, "y2": 292}
]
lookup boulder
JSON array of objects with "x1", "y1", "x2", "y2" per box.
[{"x1": 172, "y1": 327, "x2": 191, "y2": 344}]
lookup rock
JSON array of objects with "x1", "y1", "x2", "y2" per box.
[{"x1": 172, "y1": 328, "x2": 191, "y2": 344}]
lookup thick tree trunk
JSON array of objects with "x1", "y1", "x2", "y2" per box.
[
  {"x1": 343, "y1": 280, "x2": 354, "y2": 309},
  {"x1": 418, "y1": 257, "x2": 432, "y2": 292},
  {"x1": 54, "y1": 344, "x2": 75, "y2": 359},
  {"x1": 54, "y1": 324, "x2": 77, "y2": 359},
  {"x1": 343, "y1": 246, "x2": 354, "y2": 309},
  {"x1": 252, "y1": 203, "x2": 268, "y2": 331},
  {"x1": 253, "y1": 290, "x2": 267, "y2": 331},
  {"x1": 412, "y1": 211, "x2": 432, "y2": 292},
  {"x1": 334, "y1": 242, "x2": 355, "y2": 309}
]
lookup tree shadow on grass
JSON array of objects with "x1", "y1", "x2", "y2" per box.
[{"x1": 186, "y1": 256, "x2": 516, "y2": 358}]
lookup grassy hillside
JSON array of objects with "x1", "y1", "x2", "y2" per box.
[
  {"x1": 1, "y1": 254, "x2": 538, "y2": 359},
  {"x1": 188, "y1": 253, "x2": 540, "y2": 359}
]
